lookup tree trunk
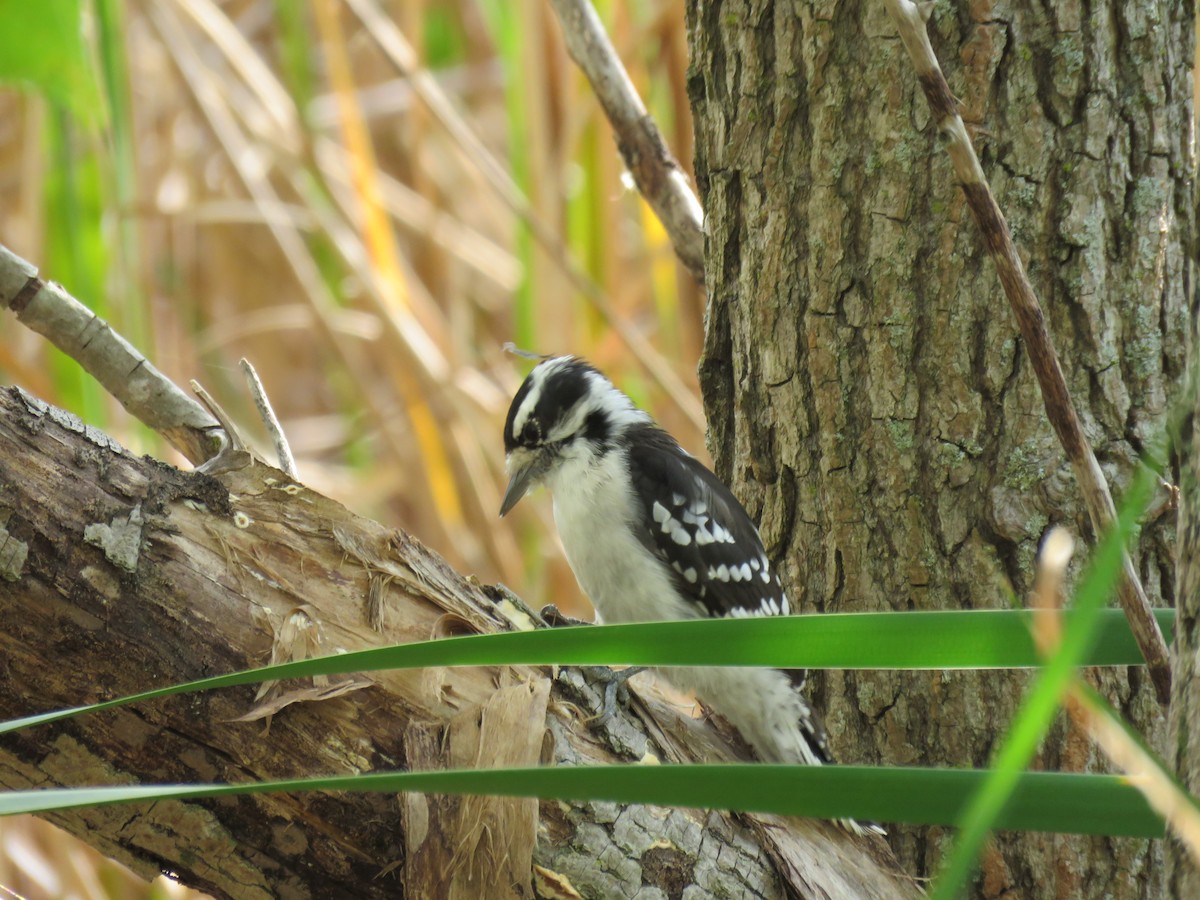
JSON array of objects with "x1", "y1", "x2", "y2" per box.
[
  {"x1": 0, "y1": 386, "x2": 917, "y2": 899},
  {"x1": 687, "y1": 1, "x2": 1192, "y2": 896},
  {"x1": 1167, "y1": 160, "x2": 1200, "y2": 895}
]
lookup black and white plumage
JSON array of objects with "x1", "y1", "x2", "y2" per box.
[{"x1": 500, "y1": 356, "x2": 835, "y2": 770}]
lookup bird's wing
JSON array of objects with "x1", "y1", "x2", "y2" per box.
[{"x1": 623, "y1": 425, "x2": 791, "y2": 621}]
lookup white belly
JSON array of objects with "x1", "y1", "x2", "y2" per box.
[{"x1": 548, "y1": 447, "x2": 695, "y2": 625}]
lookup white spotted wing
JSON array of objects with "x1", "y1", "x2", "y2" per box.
[{"x1": 624, "y1": 425, "x2": 791, "y2": 621}]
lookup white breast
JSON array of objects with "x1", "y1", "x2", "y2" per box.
[{"x1": 547, "y1": 446, "x2": 695, "y2": 625}]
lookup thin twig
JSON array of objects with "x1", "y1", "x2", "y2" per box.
[
  {"x1": 1068, "y1": 686, "x2": 1200, "y2": 864},
  {"x1": 240, "y1": 358, "x2": 298, "y2": 479},
  {"x1": 883, "y1": 0, "x2": 1171, "y2": 705},
  {"x1": 545, "y1": 0, "x2": 705, "y2": 281},
  {"x1": 1030, "y1": 536, "x2": 1200, "y2": 864},
  {"x1": 0, "y1": 242, "x2": 222, "y2": 465},
  {"x1": 191, "y1": 380, "x2": 253, "y2": 476}
]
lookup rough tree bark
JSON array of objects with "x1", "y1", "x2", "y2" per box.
[
  {"x1": 0, "y1": 386, "x2": 917, "y2": 899},
  {"x1": 1168, "y1": 160, "x2": 1200, "y2": 895},
  {"x1": 687, "y1": 1, "x2": 1191, "y2": 897}
]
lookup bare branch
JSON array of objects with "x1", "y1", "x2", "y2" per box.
[
  {"x1": 546, "y1": 0, "x2": 706, "y2": 281},
  {"x1": 0, "y1": 242, "x2": 221, "y2": 465},
  {"x1": 240, "y1": 358, "x2": 299, "y2": 479},
  {"x1": 882, "y1": 0, "x2": 1172, "y2": 705}
]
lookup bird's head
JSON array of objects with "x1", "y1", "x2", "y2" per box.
[{"x1": 500, "y1": 356, "x2": 649, "y2": 516}]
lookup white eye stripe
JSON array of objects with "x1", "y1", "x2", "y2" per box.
[
  {"x1": 510, "y1": 356, "x2": 572, "y2": 439},
  {"x1": 545, "y1": 397, "x2": 598, "y2": 443},
  {"x1": 512, "y1": 357, "x2": 651, "y2": 446}
]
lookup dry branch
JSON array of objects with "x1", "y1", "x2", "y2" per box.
[
  {"x1": 546, "y1": 0, "x2": 706, "y2": 281},
  {"x1": 239, "y1": 358, "x2": 298, "y2": 479},
  {"x1": 0, "y1": 242, "x2": 221, "y2": 465},
  {"x1": 0, "y1": 386, "x2": 916, "y2": 898},
  {"x1": 882, "y1": 0, "x2": 1172, "y2": 705}
]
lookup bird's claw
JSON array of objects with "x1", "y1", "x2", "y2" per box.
[{"x1": 580, "y1": 665, "x2": 645, "y2": 725}]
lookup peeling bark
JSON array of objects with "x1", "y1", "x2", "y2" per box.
[
  {"x1": 687, "y1": 1, "x2": 1191, "y2": 896},
  {"x1": 0, "y1": 387, "x2": 916, "y2": 898}
]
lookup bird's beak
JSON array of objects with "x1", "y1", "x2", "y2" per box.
[{"x1": 499, "y1": 448, "x2": 542, "y2": 517}]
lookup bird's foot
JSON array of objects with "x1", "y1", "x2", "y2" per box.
[{"x1": 539, "y1": 603, "x2": 592, "y2": 629}]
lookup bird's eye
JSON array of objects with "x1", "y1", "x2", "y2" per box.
[{"x1": 521, "y1": 420, "x2": 543, "y2": 447}]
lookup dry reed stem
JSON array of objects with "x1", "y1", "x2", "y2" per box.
[
  {"x1": 546, "y1": 0, "x2": 705, "y2": 282},
  {"x1": 1031, "y1": 529, "x2": 1200, "y2": 865},
  {"x1": 315, "y1": 140, "x2": 521, "y2": 292},
  {"x1": 312, "y1": 0, "x2": 465, "y2": 527},
  {"x1": 1068, "y1": 687, "x2": 1200, "y2": 865},
  {"x1": 883, "y1": 0, "x2": 1171, "y2": 705},
  {"x1": 174, "y1": 0, "x2": 296, "y2": 146},
  {"x1": 147, "y1": 1, "x2": 463, "y2": 550},
  {"x1": 346, "y1": 0, "x2": 705, "y2": 431}
]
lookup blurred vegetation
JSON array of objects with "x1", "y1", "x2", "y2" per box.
[
  {"x1": 0, "y1": 0, "x2": 700, "y2": 894},
  {"x1": 0, "y1": 0, "x2": 704, "y2": 611}
]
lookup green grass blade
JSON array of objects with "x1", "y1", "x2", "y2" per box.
[
  {"x1": 0, "y1": 1, "x2": 98, "y2": 117},
  {"x1": 94, "y1": 0, "x2": 149, "y2": 359},
  {"x1": 0, "y1": 608, "x2": 1173, "y2": 736},
  {"x1": 273, "y1": 0, "x2": 317, "y2": 122},
  {"x1": 477, "y1": 0, "x2": 535, "y2": 348},
  {"x1": 42, "y1": 108, "x2": 108, "y2": 426},
  {"x1": 931, "y1": 463, "x2": 1160, "y2": 899},
  {"x1": 0, "y1": 765, "x2": 1165, "y2": 838}
]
